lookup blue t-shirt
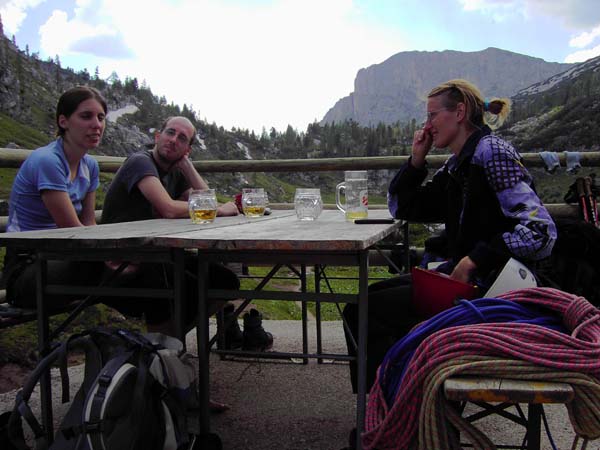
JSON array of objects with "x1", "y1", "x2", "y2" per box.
[{"x1": 7, "y1": 139, "x2": 100, "y2": 231}]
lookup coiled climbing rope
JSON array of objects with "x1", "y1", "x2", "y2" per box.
[{"x1": 364, "y1": 287, "x2": 600, "y2": 450}]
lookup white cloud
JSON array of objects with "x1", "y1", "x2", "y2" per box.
[
  {"x1": 459, "y1": 0, "x2": 600, "y2": 63},
  {"x1": 564, "y1": 43, "x2": 600, "y2": 63},
  {"x1": 528, "y1": 0, "x2": 600, "y2": 29},
  {"x1": 38, "y1": 8, "x2": 126, "y2": 56},
  {"x1": 569, "y1": 25, "x2": 600, "y2": 48},
  {"x1": 460, "y1": 0, "x2": 600, "y2": 29},
  {"x1": 0, "y1": 0, "x2": 45, "y2": 35},
  {"x1": 458, "y1": 0, "x2": 524, "y2": 21},
  {"x1": 49, "y1": 0, "x2": 405, "y2": 132}
]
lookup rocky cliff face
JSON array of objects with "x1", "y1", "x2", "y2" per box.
[{"x1": 322, "y1": 47, "x2": 571, "y2": 126}]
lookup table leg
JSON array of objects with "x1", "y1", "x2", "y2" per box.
[
  {"x1": 403, "y1": 222, "x2": 410, "y2": 272},
  {"x1": 173, "y1": 249, "x2": 185, "y2": 349},
  {"x1": 356, "y1": 251, "x2": 369, "y2": 450},
  {"x1": 301, "y1": 264, "x2": 308, "y2": 364},
  {"x1": 315, "y1": 264, "x2": 323, "y2": 364},
  {"x1": 197, "y1": 259, "x2": 210, "y2": 434},
  {"x1": 35, "y1": 255, "x2": 53, "y2": 444}
]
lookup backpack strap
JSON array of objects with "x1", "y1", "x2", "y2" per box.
[
  {"x1": 8, "y1": 350, "x2": 61, "y2": 450},
  {"x1": 6, "y1": 394, "x2": 46, "y2": 450},
  {"x1": 55, "y1": 332, "x2": 87, "y2": 403},
  {"x1": 7, "y1": 333, "x2": 102, "y2": 450},
  {"x1": 69, "y1": 350, "x2": 134, "y2": 449}
]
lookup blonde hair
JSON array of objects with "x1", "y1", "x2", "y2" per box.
[{"x1": 427, "y1": 79, "x2": 511, "y2": 130}]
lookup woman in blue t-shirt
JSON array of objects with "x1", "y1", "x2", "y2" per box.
[{"x1": 4, "y1": 86, "x2": 107, "y2": 307}]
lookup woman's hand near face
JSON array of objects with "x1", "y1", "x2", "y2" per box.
[{"x1": 411, "y1": 128, "x2": 433, "y2": 169}]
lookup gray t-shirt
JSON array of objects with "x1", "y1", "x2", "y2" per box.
[{"x1": 101, "y1": 150, "x2": 189, "y2": 224}]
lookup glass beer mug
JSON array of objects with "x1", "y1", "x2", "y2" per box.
[
  {"x1": 188, "y1": 189, "x2": 218, "y2": 224},
  {"x1": 294, "y1": 188, "x2": 323, "y2": 221},
  {"x1": 242, "y1": 188, "x2": 267, "y2": 218},
  {"x1": 336, "y1": 171, "x2": 368, "y2": 221}
]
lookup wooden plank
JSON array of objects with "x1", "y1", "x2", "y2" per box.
[
  {"x1": 0, "y1": 211, "x2": 296, "y2": 249},
  {"x1": 0, "y1": 209, "x2": 400, "y2": 253},
  {"x1": 153, "y1": 210, "x2": 401, "y2": 251},
  {"x1": 444, "y1": 377, "x2": 575, "y2": 404},
  {"x1": 0, "y1": 202, "x2": 584, "y2": 234}
]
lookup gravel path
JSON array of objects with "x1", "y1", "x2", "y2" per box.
[{"x1": 0, "y1": 320, "x2": 591, "y2": 450}]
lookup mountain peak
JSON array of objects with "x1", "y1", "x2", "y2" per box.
[{"x1": 322, "y1": 48, "x2": 571, "y2": 126}]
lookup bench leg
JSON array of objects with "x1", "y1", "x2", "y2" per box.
[{"x1": 526, "y1": 404, "x2": 542, "y2": 450}]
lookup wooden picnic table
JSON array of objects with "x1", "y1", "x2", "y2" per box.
[{"x1": 0, "y1": 209, "x2": 402, "y2": 450}]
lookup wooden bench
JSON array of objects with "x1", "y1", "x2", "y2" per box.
[
  {"x1": 0, "y1": 294, "x2": 93, "y2": 330},
  {"x1": 444, "y1": 376, "x2": 581, "y2": 450}
]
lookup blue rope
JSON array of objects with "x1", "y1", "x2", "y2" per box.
[{"x1": 379, "y1": 297, "x2": 567, "y2": 406}]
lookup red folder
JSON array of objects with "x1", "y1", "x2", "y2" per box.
[{"x1": 411, "y1": 267, "x2": 479, "y2": 318}]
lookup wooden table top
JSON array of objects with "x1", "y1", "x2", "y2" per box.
[{"x1": 0, "y1": 210, "x2": 401, "y2": 252}]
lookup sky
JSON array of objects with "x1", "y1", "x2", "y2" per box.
[{"x1": 1, "y1": 0, "x2": 600, "y2": 133}]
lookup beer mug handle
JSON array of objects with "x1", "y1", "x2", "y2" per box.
[{"x1": 336, "y1": 182, "x2": 346, "y2": 213}]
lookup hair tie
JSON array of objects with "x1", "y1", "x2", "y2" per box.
[{"x1": 484, "y1": 100, "x2": 490, "y2": 111}]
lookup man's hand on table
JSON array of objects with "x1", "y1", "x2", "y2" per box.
[{"x1": 217, "y1": 202, "x2": 240, "y2": 216}]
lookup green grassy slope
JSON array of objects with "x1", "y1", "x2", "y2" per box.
[{"x1": 0, "y1": 113, "x2": 50, "y2": 149}]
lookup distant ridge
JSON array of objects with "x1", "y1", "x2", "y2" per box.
[
  {"x1": 501, "y1": 54, "x2": 600, "y2": 151},
  {"x1": 322, "y1": 47, "x2": 571, "y2": 126}
]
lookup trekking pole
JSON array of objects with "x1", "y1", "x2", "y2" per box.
[
  {"x1": 584, "y1": 176, "x2": 599, "y2": 227},
  {"x1": 576, "y1": 178, "x2": 590, "y2": 223}
]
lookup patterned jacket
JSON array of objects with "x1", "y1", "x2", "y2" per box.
[{"x1": 387, "y1": 126, "x2": 556, "y2": 280}]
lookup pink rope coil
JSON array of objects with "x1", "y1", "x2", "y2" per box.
[{"x1": 364, "y1": 287, "x2": 600, "y2": 450}]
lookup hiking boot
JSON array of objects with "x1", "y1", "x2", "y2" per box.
[
  {"x1": 217, "y1": 304, "x2": 243, "y2": 350},
  {"x1": 242, "y1": 309, "x2": 274, "y2": 351}
]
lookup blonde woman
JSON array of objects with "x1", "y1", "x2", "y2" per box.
[{"x1": 343, "y1": 79, "x2": 557, "y2": 394}]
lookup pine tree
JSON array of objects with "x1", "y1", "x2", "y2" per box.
[
  {"x1": 107, "y1": 71, "x2": 121, "y2": 87},
  {"x1": 0, "y1": 13, "x2": 4, "y2": 37}
]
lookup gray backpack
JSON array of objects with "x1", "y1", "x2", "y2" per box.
[{"x1": 6, "y1": 328, "x2": 204, "y2": 450}]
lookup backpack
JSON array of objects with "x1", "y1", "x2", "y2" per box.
[
  {"x1": 6, "y1": 328, "x2": 203, "y2": 450},
  {"x1": 539, "y1": 218, "x2": 600, "y2": 307}
]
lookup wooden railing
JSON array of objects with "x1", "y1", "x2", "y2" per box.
[
  {"x1": 0, "y1": 147, "x2": 595, "y2": 231},
  {"x1": 2, "y1": 148, "x2": 600, "y2": 173}
]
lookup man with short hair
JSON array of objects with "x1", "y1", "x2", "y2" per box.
[
  {"x1": 102, "y1": 115, "x2": 238, "y2": 223},
  {"x1": 101, "y1": 116, "x2": 239, "y2": 336}
]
